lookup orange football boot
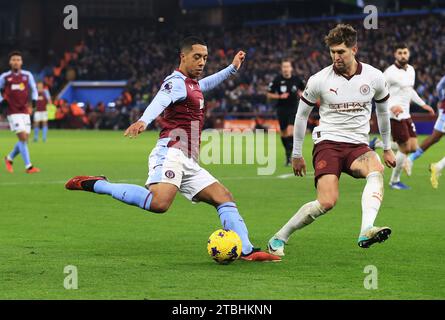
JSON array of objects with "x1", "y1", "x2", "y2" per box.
[{"x1": 65, "y1": 175, "x2": 108, "y2": 191}]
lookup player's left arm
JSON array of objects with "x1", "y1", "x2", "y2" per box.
[
  {"x1": 411, "y1": 88, "x2": 435, "y2": 115},
  {"x1": 28, "y1": 72, "x2": 38, "y2": 110},
  {"x1": 373, "y1": 73, "x2": 396, "y2": 168},
  {"x1": 198, "y1": 51, "x2": 245, "y2": 92}
]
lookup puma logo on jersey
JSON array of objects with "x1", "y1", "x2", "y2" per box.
[{"x1": 330, "y1": 88, "x2": 338, "y2": 95}]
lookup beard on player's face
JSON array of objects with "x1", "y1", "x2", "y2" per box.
[
  {"x1": 396, "y1": 57, "x2": 409, "y2": 66},
  {"x1": 333, "y1": 55, "x2": 351, "y2": 73}
]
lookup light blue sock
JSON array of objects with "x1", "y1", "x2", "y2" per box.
[
  {"x1": 17, "y1": 141, "x2": 32, "y2": 168},
  {"x1": 217, "y1": 202, "x2": 254, "y2": 255},
  {"x1": 8, "y1": 142, "x2": 21, "y2": 160},
  {"x1": 93, "y1": 180, "x2": 153, "y2": 210},
  {"x1": 34, "y1": 127, "x2": 39, "y2": 141},
  {"x1": 42, "y1": 126, "x2": 48, "y2": 142},
  {"x1": 408, "y1": 147, "x2": 424, "y2": 162}
]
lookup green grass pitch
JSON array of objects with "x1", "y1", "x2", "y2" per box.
[{"x1": 0, "y1": 129, "x2": 444, "y2": 299}]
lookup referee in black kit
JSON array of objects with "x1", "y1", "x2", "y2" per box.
[{"x1": 267, "y1": 59, "x2": 305, "y2": 165}]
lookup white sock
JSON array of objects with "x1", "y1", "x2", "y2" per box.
[
  {"x1": 275, "y1": 200, "x2": 326, "y2": 242},
  {"x1": 436, "y1": 157, "x2": 445, "y2": 172},
  {"x1": 390, "y1": 151, "x2": 406, "y2": 183},
  {"x1": 360, "y1": 171, "x2": 384, "y2": 234}
]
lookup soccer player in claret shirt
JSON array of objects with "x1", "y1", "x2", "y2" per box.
[
  {"x1": 268, "y1": 24, "x2": 396, "y2": 256},
  {"x1": 33, "y1": 81, "x2": 52, "y2": 142},
  {"x1": 267, "y1": 60, "x2": 305, "y2": 166},
  {"x1": 383, "y1": 43, "x2": 435, "y2": 190},
  {"x1": 0, "y1": 51, "x2": 40, "y2": 173},
  {"x1": 65, "y1": 36, "x2": 280, "y2": 262}
]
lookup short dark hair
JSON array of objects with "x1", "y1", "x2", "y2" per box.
[
  {"x1": 8, "y1": 50, "x2": 22, "y2": 59},
  {"x1": 324, "y1": 24, "x2": 357, "y2": 48},
  {"x1": 394, "y1": 43, "x2": 408, "y2": 52},
  {"x1": 281, "y1": 59, "x2": 293, "y2": 66},
  {"x1": 180, "y1": 36, "x2": 206, "y2": 53}
]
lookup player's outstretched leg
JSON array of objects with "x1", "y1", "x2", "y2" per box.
[
  {"x1": 65, "y1": 176, "x2": 155, "y2": 211},
  {"x1": 196, "y1": 183, "x2": 281, "y2": 262},
  {"x1": 268, "y1": 175, "x2": 336, "y2": 256},
  {"x1": 268, "y1": 200, "x2": 327, "y2": 256}
]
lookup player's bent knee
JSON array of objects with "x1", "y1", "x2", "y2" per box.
[
  {"x1": 375, "y1": 163, "x2": 385, "y2": 174},
  {"x1": 149, "y1": 199, "x2": 171, "y2": 214},
  {"x1": 318, "y1": 199, "x2": 336, "y2": 212}
]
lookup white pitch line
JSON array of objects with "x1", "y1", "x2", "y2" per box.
[
  {"x1": 0, "y1": 171, "x2": 430, "y2": 186},
  {"x1": 0, "y1": 174, "x2": 310, "y2": 186}
]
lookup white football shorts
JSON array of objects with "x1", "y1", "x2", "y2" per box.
[
  {"x1": 34, "y1": 111, "x2": 48, "y2": 122},
  {"x1": 146, "y1": 138, "x2": 217, "y2": 201},
  {"x1": 7, "y1": 113, "x2": 31, "y2": 134}
]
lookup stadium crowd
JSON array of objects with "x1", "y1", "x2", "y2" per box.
[{"x1": 34, "y1": 14, "x2": 445, "y2": 129}]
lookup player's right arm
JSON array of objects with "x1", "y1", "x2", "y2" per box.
[
  {"x1": 124, "y1": 77, "x2": 186, "y2": 138},
  {"x1": 291, "y1": 75, "x2": 318, "y2": 176}
]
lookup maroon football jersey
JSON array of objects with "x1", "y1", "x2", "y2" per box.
[
  {"x1": 159, "y1": 75, "x2": 205, "y2": 160},
  {"x1": 36, "y1": 89, "x2": 50, "y2": 112},
  {"x1": 0, "y1": 70, "x2": 37, "y2": 115}
]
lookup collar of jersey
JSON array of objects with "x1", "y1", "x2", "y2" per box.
[
  {"x1": 174, "y1": 68, "x2": 198, "y2": 83},
  {"x1": 333, "y1": 58, "x2": 362, "y2": 80},
  {"x1": 394, "y1": 61, "x2": 408, "y2": 70}
]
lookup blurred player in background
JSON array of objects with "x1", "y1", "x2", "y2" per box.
[
  {"x1": 268, "y1": 24, "x2": 396, "y2": 256},
  {"x1": 33, "y1": 81, "x2": 52, "y2": 142},
  {"x1": 0, "y1": 51, "x2": 40, "y2": 173},
  {"x1": 65, "y1": 36, "x2": 280, "y2": 262},
  {"x1": 267, "y1": 60, "x2": 305, "y2": 165},
  {"x1": 383, "y1": 44, "x2": 435, "y2": 190},
  {"x1": 429, "y1": 156, "x2": 445, "y2": 189},
  {"x1": 406, "y1": 75, "x2": 445, "y2": 172}
]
